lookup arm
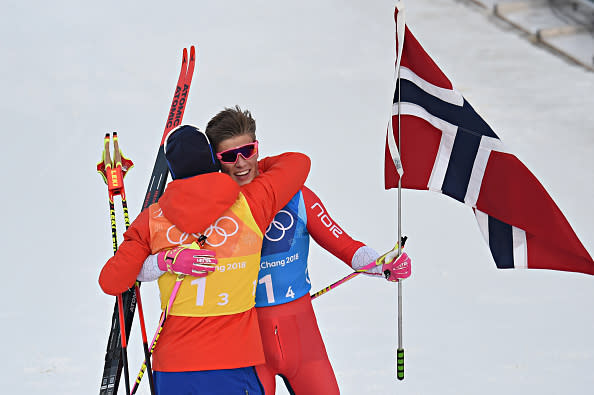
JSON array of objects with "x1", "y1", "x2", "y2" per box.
[
  {"x1": 138, "y1": 244, "x2": 217, "y2": 281},
  {"x1": 137, "y1": 254, "x2": 163, "y2": 282},
  {"x1": 303, "y1": 186, "x2": 411, "y2": 279},
  {"x1": 98, "y1": 209, "x2": 152, "y2": 295},
  {"x1": 304, "y1": 185, "x2": 414, "y2": 280},
  {"x1": 242, "y1": 152, "x2": 310, "y2": 232},
  {"x1": 301, "y1": 186, "x2": 372, "y2": 267}
]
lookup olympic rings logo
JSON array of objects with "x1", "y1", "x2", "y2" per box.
[
  {"x1": 166, "y1": 225, "x2": 201, "y2": 246},
  {"x1": 203, "y1": 216, "x2": 239, "y2": 247},
  {"x1": 265, "y1": 210, "x2": 294, "y2": 242}
]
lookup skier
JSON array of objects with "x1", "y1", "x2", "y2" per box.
[
  {"x1": 99, "y1": 123, "x2": 310, "y2": 394},
  {"x1": 202, "y1": 106, "x2": 412, "y2": 394}
]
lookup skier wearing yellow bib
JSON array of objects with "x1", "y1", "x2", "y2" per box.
[{"x1": 99, "y1": 118, "x2": 310, "y2": 394}]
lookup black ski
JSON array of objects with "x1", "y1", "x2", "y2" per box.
[{"x1": 99, "y1": 46, "x2": 196, "y2": 395}]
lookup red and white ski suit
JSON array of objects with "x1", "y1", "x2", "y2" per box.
[{"x1": 255, "y1": 186, "x2": 367, "y2": 394}]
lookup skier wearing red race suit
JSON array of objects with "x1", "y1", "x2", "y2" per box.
[
  {"x1": 254, "y1": 182, "x2": 387, "y2": 394},
  {"x1": 99, "y1": 123, "x2": 310, "y2": 394}
]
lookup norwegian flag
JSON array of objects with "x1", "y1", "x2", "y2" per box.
[{"x1": 385, "y1": 4, "x2": 593, "y2": 275}]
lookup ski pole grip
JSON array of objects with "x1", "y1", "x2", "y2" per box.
[{"x1": 396, "y1": 348, "x2": 404, "y2": 380}]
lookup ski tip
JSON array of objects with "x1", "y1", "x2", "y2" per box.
[
  {"x1": 183, "y1": 47, "x2": 188, "y2": 64},
  {"x1": 113, "y1": 131, "x2": 118, "y2": 138},
  {"x1": 104, "y1": 132, "x2": 110, "y2": 138},
  {"x1": 190, "y1": 45, "x2": 195, "y2": 59}
]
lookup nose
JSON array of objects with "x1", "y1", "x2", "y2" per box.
[{"x1": 234, "y1": 154, "x2": 248, "y2": 166}]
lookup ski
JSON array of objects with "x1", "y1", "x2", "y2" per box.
[{"x1": 98, "y1": 46, "x2": 196, "y2": 395}]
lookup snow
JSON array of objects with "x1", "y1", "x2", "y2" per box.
[{"x1": 1, "y1": 0, "x2": 592, "y2": 393}]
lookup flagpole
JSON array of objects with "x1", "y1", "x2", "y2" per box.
[
  {"x1": 394, "y1": 0, "x2": 406, "y2": 381},
  {"x1": 396, "y1": 68, "x2": 405, "y2": 382}
]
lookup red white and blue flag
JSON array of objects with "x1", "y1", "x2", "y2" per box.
[{"x1": 385, "y1": 4, "x2": 593, "y2": 275}]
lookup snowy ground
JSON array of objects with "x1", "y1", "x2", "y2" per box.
[
  {"x1": 1, "y1": 0, "x2": 592, "y2": 394},
  {"x1": 489, "y1": 0, "x2": 594, "y2": 70}
]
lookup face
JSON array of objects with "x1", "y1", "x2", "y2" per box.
[{"x1": 216, "y1": 134, "x2": 259, "y2": 186}]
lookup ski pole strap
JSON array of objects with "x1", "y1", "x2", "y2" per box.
[
  {"x1": 372, "y1": 235, "x2": 408, "y2": 270},
  {"x1": 97, "y1": 132, "x2": 134, "y2": 202}
]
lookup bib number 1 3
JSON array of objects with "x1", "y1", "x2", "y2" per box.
[{"x1": 191, "y1": 278, "x2": 229, "y2": 306}]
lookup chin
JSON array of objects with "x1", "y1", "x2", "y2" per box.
[{"x1": 235, "y1": 177, "x2": 253, "y2": 186}]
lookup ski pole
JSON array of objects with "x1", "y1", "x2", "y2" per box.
[
  {"x1": 112, "y1": 133, "x2": 156, "y2": 395},
  {"x1": 130, "y1": 235, "x2": 207, "y2": 393},
  {"x1": 133, "y1": 284, "x2": 155, "y2": 394},
  {"x1": 99, "y1": 132, "x2": 157, "y2": 394},
  {"x1": 310, "y1": 271, "x2": 362, "y2": 300},
  {"x1": 311, "y1": 237, "x2": 407, "y2": 300},
  {"x1": 117, "y1": 293, "x2": 132, "y2": 395},
  {"x1": 130, "y1": 275, "x2": 184, "y2": 394},
  {"x1": 99, "y1": 133, "x2": 133, "y2": 394}
]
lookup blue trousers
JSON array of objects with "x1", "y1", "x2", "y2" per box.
[{"x1": 153, "y1": 366, "x2": 264, "y2": 394}]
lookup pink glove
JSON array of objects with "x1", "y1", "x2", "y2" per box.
[
  {"x1": 157, "y1": 243, "x2": 217, "y2": 277},
  {"x1": 377, "y1": 250, "x2": 412, "y2": 282}
]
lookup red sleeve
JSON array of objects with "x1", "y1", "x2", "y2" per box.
[
  {"x1": 302, "y1": 186, "x2": 365, "y2": 267},
  {"x1": 98, "y1": 209, "x2": 152, "y2": 295},
  {"x1": 242, "y1": 152, "x2": 310, "y2": 233}
]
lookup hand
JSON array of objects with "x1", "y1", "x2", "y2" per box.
[
  {"x1": 376, "y1": 250, "x2": 411, "y2": 282},
  {"x1": 157, "y1": 242, "x2": 217, "y2": 277}
]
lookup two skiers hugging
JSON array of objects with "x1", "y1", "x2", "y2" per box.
[{"x1": 99, "y1": 105, "x2": 412, "y2": 394}]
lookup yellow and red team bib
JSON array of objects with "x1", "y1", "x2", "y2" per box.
[{"x1": 150, "y1": 193, "x2": 263, "y2": 317}]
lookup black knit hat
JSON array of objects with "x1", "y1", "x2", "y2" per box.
[{"x1": 164, "y1": 125, "x2": 220, "y2": 180}]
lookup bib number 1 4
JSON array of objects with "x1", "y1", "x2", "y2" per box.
[{"x1": 259, "y1": 274, "x2": 295, "y2": 304}]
